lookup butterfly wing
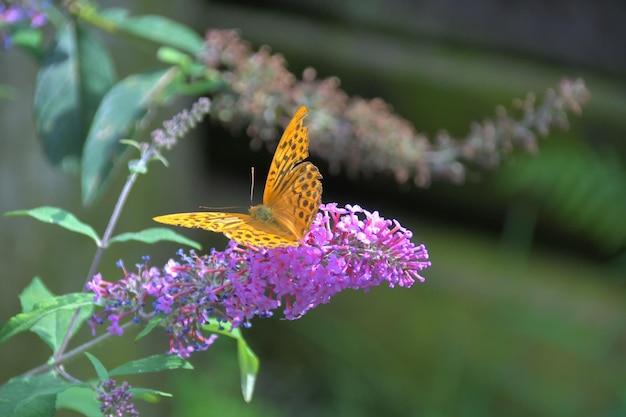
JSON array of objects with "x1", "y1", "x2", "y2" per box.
[
  {"x1": 154, "y1": 212, "x2": 251, "y2": 232},
  {"x1": 270, "y1": 162, "x2": 322, "y2": 239},
  {"x1": 226, "y1": 218, "x2": 301, "y2": 248},
  {"x1": 264, "y1": 106, "x2": 310, "y2": 204},
  {"x1": 262, "y1": 106, "x2": 323, "y2": 239},
  {"x1": 153, "y1": 212, "x2": 298, "y2": 248}
]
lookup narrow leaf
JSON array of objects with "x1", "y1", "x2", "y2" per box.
[
  {"x1": 33, "y1": 20, "x2": 116, "y2": 173},
  {"x1": 131, "y1": 387, "x2": 172, "y2": 400},
  {"x1": 134, "y1": 313, "x2": 166, "y2": 342},
  {"x1": 109, "y1": 228, "x2": 201, "y2": 250},
  {"x1": 204, "y1": 324, "x2": 259, "y2": 402},
  {"x1": 4, "y1": 207, "x2": 100, "y2": 244},
  {"x1": 237, "y1": 334, "x2": 260, "y2": 403},
  {"x1": 84, "y1": 352, "x2": 109, "y2": 382},
  {"x1": 109, "y1": 354, "x2": 193, "y2": 377}
]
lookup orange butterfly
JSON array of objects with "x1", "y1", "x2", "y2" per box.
[{"x1": 153, "y1": 106, "x2": 322, "y2": 248}]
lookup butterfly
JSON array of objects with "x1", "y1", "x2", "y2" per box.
[{"x1": 153, "y1": 105, "x2": 323, "y2": 248}]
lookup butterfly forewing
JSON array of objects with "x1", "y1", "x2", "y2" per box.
[
  {"x1": 263, "y1": 106, "x2": 310, "y2": 205},
  {"x1": 154, "y1": 212, "x2": 299, "y2": 248},
  {"x1": 153, "y1": 212, "x2": 251, "y2": 232}
]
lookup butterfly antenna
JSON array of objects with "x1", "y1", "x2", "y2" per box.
[{"x1": 250, "y1": 166, "x2": 255, "y2": 204}]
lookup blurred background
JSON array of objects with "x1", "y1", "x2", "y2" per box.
[{"x1": 1, "y1": 0, "x2": 625, "y2": 416}]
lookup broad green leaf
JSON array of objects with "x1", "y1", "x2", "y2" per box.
[
  {"x1": 0, "y1": 373, "x2": 77, "y2": 417},
  {"x1": 4, "y1": 207, "x2": 100, "y2": 244},
  {"x1": 0, "y1": 293, "x2": 95, "y2": 344},
  {"x1": 20, "y1": 278, "x2": 93, "y2": 352},
  {"x1": 33, "y1": 20, "x2": 116, "y2": 173},
  {"x1": 80, "y1": 68, "x2": 174, "y2": 206},
  {"x1": 109, "y1": 228, "x2": 201, "y2": 250},
  {"x1": 109, "y1": 354, "x2": 193, "y2": 377},
  {"x1": 56, "y1": 386, "x2": 101, "y2": 417},
  {"x1": 99, "y1": 9, "x2": 204, "y2": 55},
  {"x1": 84, "y1": 353, "x2": 109, "y2": 382},
  {"x1": 204, "y1": 324, "x2": 259, "y2": 402}
]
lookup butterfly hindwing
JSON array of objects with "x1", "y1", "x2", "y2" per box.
[
  {"x1": 271, "y1": 161, "x2": 322, "y2": 239},
  {"x1": 225, "y1": 218, "x2": 300, "y2": 248}
]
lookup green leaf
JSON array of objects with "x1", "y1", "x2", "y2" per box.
[
  {"x1": 19, "y1": 278, "x2": 93, "y2": 352},
  {"x1": 84, "y1": 352, "x2": 109, "y2": 382},
  {"x1": 175, "y1": 78, "x2": 225, "y2": 96},
  {"x1": 204, "y1": 324, "x2": 259, "y2": 402},
  {"x1": 109, "y1": 228, "x2": 201, "y2": 250},
  {"x1": 12, "y1": 27, "x2": 43, "y2": 61},
  {"x1": 109, "y1": 354, "x2": 193, "y2": 377},
  {"x1": 131, "y1": 388, "x2": 172, "y2": 401},
  {"x1": 4, "y1": 206, "x2": 100, "y2": 244},
  {"x1": 99, "y1": 9, "x2": 204, "y2": 55},
  {"x1": 56, "y1": 386, "x2": 101, "y2": 417},
  {"x1": 155, "y1": 49, "x2": 225, "y2": 95},
  {"x1": 33, "y1": 20, "x2": 116, "y2": 173},
  {"x1": 134, "y1": 313, "x2": 166, "y2": 342},
  {"x1": 0, "y1": 293, "x2": 95, "y2": 345},
  {"x1": 236, "y1": 332, "x2": 259, "y2": 403},
  {"x1": 157, "y1": 46, "x2": 193, "y2": 67},
  {"x1": 128, "y1": 158, "x2": 148, "y2": 174},
  {"x1": 0, "y1": 373, "x2": 76, "y2": 417},
  {"x1": 80, "y1": 68, "x2": 174, "y2": 206}
]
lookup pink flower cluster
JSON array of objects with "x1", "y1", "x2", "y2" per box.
[{"x1": 88, "y1": 203, "x2": 431, "y2": 357}]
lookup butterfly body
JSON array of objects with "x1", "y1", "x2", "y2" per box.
[
  {"x1": 249, "y1": 204, "x2": 275, "y2": 223},
  {"x1": 154, "y1": 106, "x2": 322, "y2": 248}
]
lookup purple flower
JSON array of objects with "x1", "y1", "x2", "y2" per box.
[
  {"x1": 0, "y1": 1, "x2": 49, "y2": 48},
  {"x1": 88, "y1": 203, "x2": 431, "y2": 356},
  {"x1": 0, "y1": 6, "x2": 24, "y2": 24},
  {"x1": 96, "y1": 379, "x2": 138, "y2": 417}
]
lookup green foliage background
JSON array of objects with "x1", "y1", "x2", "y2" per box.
[{"x1": 0, "y1": 1, "x2": 624, "y2": 416}]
